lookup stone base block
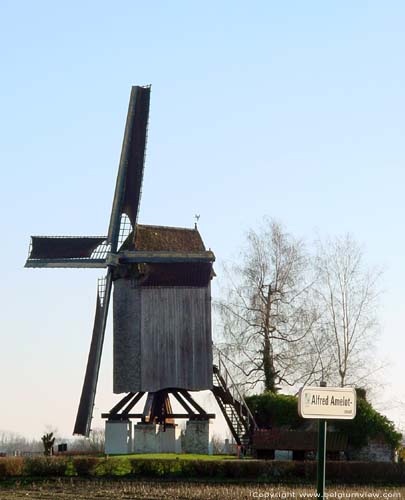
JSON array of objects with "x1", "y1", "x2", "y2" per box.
[
  {"x1": 157, "y1": 425, "x2": 182, "y2": 453},
  {"x1": 133, "y1": 423, "x2": 159, "y2": 453},
  {"x1": 183, "y1": 420, "x2": 210, "y2": 455},
  {"x1": 134, "y1": 423, "x2": 181, "y2": 453},
  {"x1": 105, "y1": 420, "x2": 132, "y2": 455}
]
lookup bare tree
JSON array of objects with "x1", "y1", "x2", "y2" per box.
[
  {"x1": 216, "y1": 218, "x2": 318, "y2": 393},
  {"x1": 68, "y1": 427, "x2": 105, "y2": 453},
  {"x1": 41, "y1": 432, "x2": 55, "y2": 456},
  {"x1": 314, "y1": 234, "x2": 381, "y2": 388},
  {"x1": 211, "y1": 433, "x2": 226, "y2": 455},
  {"x1": 0, "y1": 431, "x2": 42, "y2": 455},
  {"x1": 88, "y1": 427, "x2": 105, "y2": 452}
]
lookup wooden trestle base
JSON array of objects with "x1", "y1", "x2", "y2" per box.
[{"x1": 101, "y1": 389, "x2": 215, "y2": 427}]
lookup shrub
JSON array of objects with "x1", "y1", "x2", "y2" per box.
[
  {"x1": 0, "y1": 456, "x2": 405, "y2": 483},
  {"x1": 0, "y1": 457, "x2": 24, "y2": 479},
  {"x1": 72, "y1": 456, "x2": 99, "y2": 476},
  {"x1": 23, "y1": 456, "x2": 68, "y2": 477},
  {"x1": 94, "y1": 456, "x2": 132, "y2": 477},
  {"x1": 334, "y1": 399, "x2": 402, "y2": 449},
  {"x1": 130, "y1": 458, "x2": 183, "y2": 477},
  {"x1": 246, "y1": 391, "x2": 403, "y2": 449},
  {"x1": 125, "y1": 459, "x2": 404, "y2": 483},
  {"x1": 180, "y1": 459, "x2": 224, "y2": 478},
  {"x1": 54, "y1": 450, "x2": 100, "y2": 457},
  {"x1": 130, "y1": 459, "x2": 315, "y2": 482},
  {"x1": 246, "y1": 392, "x2": 304, "y2": 429},
  {"x1": 326, "y1": 461, "x2": 405, "y2": 484}
]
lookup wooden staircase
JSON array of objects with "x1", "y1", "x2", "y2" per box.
[{"x1": 212, "y1": 348, "x2": 257, "y2": 449}]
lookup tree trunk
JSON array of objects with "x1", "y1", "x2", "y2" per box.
[
  {"x1": 263, "y1": 332, "x2": 277, "y2": 392},
  {"x1": 263, "y1": 285, "x2": 277, "y2": 392}
]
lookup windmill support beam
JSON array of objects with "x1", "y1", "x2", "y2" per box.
[
  {"x1": 119, "y1": 250, "x2": 215, "y2": 264},
  {"x1": 102, "y1": 413, "x2": 215, "y2": 420},
  {"x1": 101, "y1": 389, "x2": 215, "y2": 422},
  {"x1": 109, "y1": 392, "x2": 137, "y2": 414},
  {"x1": 102, "y1": 389, "x2": 214, "y2": 454},
  {"x1": 25, "y1": 251, "x2": 215, "y2": 268},
  {"x1": 25, "y1": 259, "x2": 107, "y2": 268}
]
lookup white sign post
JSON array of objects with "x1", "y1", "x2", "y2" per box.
[
  {"x1": 298, "y1": 385, "x2": 356, "y2": 499},
  {"x1": 298, "y1": 386, "x2": 357, "y2": 420}
]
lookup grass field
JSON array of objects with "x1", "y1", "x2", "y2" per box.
[
  {"x1": 119, "y1": 453, "x2": 238, "y2": 460},
  {"x1": 0, "y1": 480, "x2": 404, "y2": 500}
]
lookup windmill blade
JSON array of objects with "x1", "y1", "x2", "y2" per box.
[
  {"x1": 25, "y1": 236, "x2": 108, "y2": 268},
  {"x1": 73, "y1": 271, "x2": 113, "y2": 436},
  {"x1": 108, "y1": 85, "x2": 151, "y2": 251}
]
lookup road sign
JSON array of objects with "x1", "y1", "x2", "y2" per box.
[{"x1": 298, "y1": 386, "x2": 356, "y2": 420}]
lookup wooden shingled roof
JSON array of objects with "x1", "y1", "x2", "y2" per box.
[
  {"x1": 133, "y1": 224, "x2": 206, "y2": 252},
  {"x1": 118, "y1": 224, "x2": 213, "y2": 287}
]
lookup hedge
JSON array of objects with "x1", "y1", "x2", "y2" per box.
[
  {"x1": 0, "y1": 457, "x2": 405, "y2": 484},
  {"x1": 246, "y1": 391, "x2": 402, "y2": 449},
  {"x1": 334, "y1": 398, "x2": 402, "y2": 448},
  {"x1": 0, "y1": 457, "x2": 24, "y2": 479},
  {"x1": 246, "y1": 393, "x2": 303, "y2": 430}
]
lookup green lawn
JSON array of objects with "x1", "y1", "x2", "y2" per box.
[{"x1": 112, "y1": 453, "x2": 238, "y2": 460}]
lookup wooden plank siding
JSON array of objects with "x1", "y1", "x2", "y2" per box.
[{"x1": 113, "y1": 280, "x2": 213, "y2": 393}]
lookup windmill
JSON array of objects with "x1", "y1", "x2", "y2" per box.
[{"x1": 25, "y1": 86, "x2": 256, "y2": 453}]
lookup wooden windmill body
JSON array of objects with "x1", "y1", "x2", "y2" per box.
[
  {"x1": 26, "y1": 86, "x2": 215, "y2": 437},
  {"x1": 114, "y1": 224, "x2": 213, "y2": 394},
  {"x1": 26, "y1": 86, "x2": 255, "y2": 452}
]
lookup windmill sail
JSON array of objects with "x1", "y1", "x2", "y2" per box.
[
  {"x1": 74, "y1": 86, "x2": 151, "y2": 436},
  {"x1": 25, "y1": 236, "x2": 109, "y2": 268},
  {"x1": 108, "y1": 85, "x2": 151, "y2": 251},
  {"x1": 73, "y1": 272, "x2": 112, "y2": 436}
]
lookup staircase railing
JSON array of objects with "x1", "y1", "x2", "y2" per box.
[{"x1": 212, "y1": 345, "x2": 257, "y2": 431}]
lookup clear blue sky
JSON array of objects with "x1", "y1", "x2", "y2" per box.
[{"x1": 1, "y1": 1, "x2": 404, "y2": 439}]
